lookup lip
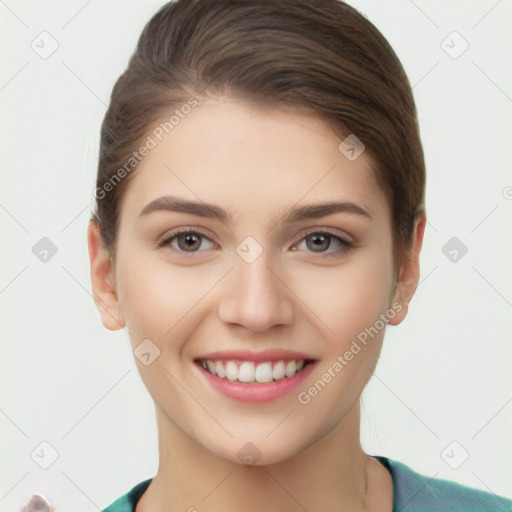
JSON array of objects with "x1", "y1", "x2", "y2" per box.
[
  {"x1": 195, "y1": 358, "x2": 317, "y2": 403},
  {"x1": 194, "y1": 349, "x2": 316, "y2": 363}
]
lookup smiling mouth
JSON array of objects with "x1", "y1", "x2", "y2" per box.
[{"x1": 195, "y1": 358, "x2": 314, "y2": 384}]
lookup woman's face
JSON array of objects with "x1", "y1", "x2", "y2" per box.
[{"x1": 91, "y1": 99, "x2": 417, "y2": 465}]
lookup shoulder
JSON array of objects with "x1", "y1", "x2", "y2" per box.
[
  {"x1": 102, "y1": 478, "x2": 152, "y2": 512},
  {"x1": 377, "y1": 456, "x2": 512, "y2": 512}
]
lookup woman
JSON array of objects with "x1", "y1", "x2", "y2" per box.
[{"x1": 87, "y1": 0, "x2": 512, "y2": 510}]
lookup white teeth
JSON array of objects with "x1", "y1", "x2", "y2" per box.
[
  {"x1": 199, "y1": 359, "x2": 308, "y2": 383},
  {"x1": 225, "y1": 361, "x2": 238, "y2": 381},
  {"x1": 255, "y1": 362, "x2": 273, "y2": 383},
  {"x1": 215, "y1": 360, "x2": 226, "y2": 378},
  {"x1": 272, "y1": 360, "x2": 286, "y2": 380},
  {"x1": 206, "y1": 360, "x2": 216, "y2": 375},
  {"x1": 285, "y1": 360, "x2": 297, "y2": 377},
  {"x1": 238, "y1": 361, "x2": 255, "y2": 382}
]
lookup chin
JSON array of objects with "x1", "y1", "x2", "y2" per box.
[{"x1": 204, "y1": 434, "x2": 311, "y2": 468}]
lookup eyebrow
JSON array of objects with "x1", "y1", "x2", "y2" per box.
[{"x1": 138, "y1": 195, "x2": 372, "y2": 224}]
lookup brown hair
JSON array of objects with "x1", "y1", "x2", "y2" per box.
[{"x1": 91, "y1": 0, "x2": 426, "y2": 270}]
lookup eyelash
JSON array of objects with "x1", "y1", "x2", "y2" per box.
[{"x1": 156, "y1": 227, "x2": 354, "y2": 258}]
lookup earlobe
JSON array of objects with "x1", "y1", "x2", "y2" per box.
[
  {"x1": 387, "y1": 213, "x2": 426, "y2": 327},
  {"x1": 87, "y1": 220, "x2": 126, "y2": 331}
]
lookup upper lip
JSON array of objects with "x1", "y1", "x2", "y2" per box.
[{"x1": 194, "y1": 349, "x2": 317, "y2": 363}]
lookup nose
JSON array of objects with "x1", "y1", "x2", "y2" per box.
[{"x1": 217, "y1": 252, "x2": 295, "y2": 333}]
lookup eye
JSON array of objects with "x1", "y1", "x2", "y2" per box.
[
  {"x1": 292, "y1": 229, "x2": 353, "y2": 257},
  {"x1": 157, "y1": 228, "x2": 217, "y2": 253},
  {"x1": 157, "y1": 227, "x2": 353, "y2": 257}
]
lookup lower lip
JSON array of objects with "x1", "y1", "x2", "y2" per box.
[{"x1": 196, "y1": 361, "x2": 317, "y2": 403}]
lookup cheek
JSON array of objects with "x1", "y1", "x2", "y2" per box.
[
  {"x1": 116, "y1": 252, "x2": 220, "y2": 342},
  {"x1": 293, "y1": 256, "x2": 393, "y2": 421},
  {"x1": 116, "y1": 228, "x2": 393, "y2": 349},
  {"x1": 290, "y1": 250, "x2": 394, "y2": 346}
]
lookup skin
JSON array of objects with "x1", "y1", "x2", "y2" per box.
[{"x1": 88, "y1": 98, "x2": 425, "y2": 512}]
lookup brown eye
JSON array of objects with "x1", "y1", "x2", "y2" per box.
[
  {"x1": 176, "y1": 232, "x2": 202, "y2": 252},
  {"x1": 157, "y1": 229, "x2": 217, "y2": 253},
  {"x1": 293, "y1": 230, "x2": 353, "y2": 257},
  {"x1": 305, "y1": 233, "x2": 333, "y2": 252}
]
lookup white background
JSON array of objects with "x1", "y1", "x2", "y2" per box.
[{"x1": 1, "y1": 0, "x2": 511, "y2": 510}]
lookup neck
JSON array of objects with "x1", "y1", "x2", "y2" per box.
[{"x1": 137, "y1": 401, "x2": 391, "y2": 512}]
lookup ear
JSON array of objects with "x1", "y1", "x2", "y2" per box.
[
  {"x1": 387, "y1": 213, "x2": 426, "y2": 326},
  {"x1": 87, "y1": 220, "x2": 125, "y2": 331}
]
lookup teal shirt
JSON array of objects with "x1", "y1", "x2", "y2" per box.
[{"x1": 102, "y1": 456, "x2": 512, "y2": 511}]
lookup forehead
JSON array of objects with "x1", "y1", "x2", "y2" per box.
[{"x1": 119, "y1": 99, "x2": 388, "y2": 224}]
